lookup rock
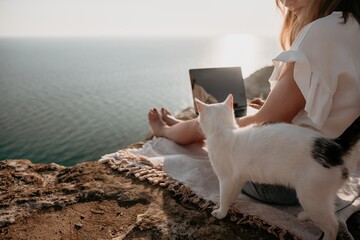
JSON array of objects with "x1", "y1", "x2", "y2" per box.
[
  {"x1": 244, "y1": 65, "x2": 274, "y2": 100},
  {"x1": 74, "y1": 223, "x2": 82, "y2": 230},
  {"x1": 0, "y1": 159, "x2": 359, "y2": 240}
]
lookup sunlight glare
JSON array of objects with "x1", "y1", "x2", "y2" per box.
[{"x1": 213, "y1": 34, "x2": 275, "y2": 77}]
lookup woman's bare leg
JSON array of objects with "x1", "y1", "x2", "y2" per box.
[{"x1": 148, "y1": 108, "x2": 204, "y2": 145}]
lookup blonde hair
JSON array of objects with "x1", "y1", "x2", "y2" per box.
[{"x1": 276, "y1": 0, "x2": 360, "y2": 49}]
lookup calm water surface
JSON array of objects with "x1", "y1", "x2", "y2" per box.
[{"x1": 0, "y1": 36, "x2": 279, "y2": 165}]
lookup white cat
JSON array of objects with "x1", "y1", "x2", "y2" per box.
[{"x1": 195, "y1": 94, "x2": 360, "y2": 240}]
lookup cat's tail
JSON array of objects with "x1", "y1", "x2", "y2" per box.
[{"x1": 335, "y1": 115, "x2": 360, "y2": 154}]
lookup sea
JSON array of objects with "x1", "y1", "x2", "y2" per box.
[{"x1": 0, "y1": 35, "x2": 280, "y2": 166}]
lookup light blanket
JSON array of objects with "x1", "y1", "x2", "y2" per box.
[{"x1": 100, "y1": 137, "x2": 360, "y2": 240}]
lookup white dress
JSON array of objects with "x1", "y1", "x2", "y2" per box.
[{"x1": 269, "y1": 12, "x2": 360, "y2": 138}]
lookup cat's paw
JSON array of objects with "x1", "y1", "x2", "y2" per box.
[
  {"x1": 211, "y1": 209, "x2": 227, "y2": 219},
  {"x1": 297, "y1": 211, "x2": 311, "y2": 221}
]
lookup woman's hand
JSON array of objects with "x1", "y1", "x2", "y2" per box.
[{"x1": 249, "y1": 98, "x2": 265, "y2": 110}]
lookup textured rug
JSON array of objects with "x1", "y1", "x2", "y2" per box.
[{"x1": 100, "y1": 137, "x2": 360, "y2": 240}]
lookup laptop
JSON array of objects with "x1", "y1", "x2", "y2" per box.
[{"x1": 189, "y1": 66, "x2": 247, "y2": 117}]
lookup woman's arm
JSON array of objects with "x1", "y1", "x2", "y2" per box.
[{"x1": 237, "y1": 62, "x2": 305, "y2": 127}]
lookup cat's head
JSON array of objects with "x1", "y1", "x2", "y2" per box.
[{"x1": 195, "y1": 94, "x2": 238, "y2": 134}]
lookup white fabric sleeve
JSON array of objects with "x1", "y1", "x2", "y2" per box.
[{"x1": 269, "y1": 50, "x2": 333, "y2": 128}]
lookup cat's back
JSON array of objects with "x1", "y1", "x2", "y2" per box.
[{"x1": 232, "y1": 122, "x2": 321, "y2": 147}]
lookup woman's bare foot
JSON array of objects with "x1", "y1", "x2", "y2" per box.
[
  {"x1": 160, "y1": 108, "x2": 182, "y2": 126},
  {"x1": 148, "y1": 108, "x2": 169, "y2": 137}
]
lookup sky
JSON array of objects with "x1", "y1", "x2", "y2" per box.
[{"x1": 0, "y1": 0, "x2": 283, "y2": 39}]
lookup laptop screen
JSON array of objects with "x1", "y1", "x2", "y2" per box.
[{"x1": 189, "y1": 66, "x2": 247, "y2": 117}]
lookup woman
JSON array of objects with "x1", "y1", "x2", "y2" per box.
[{"x1": 148, "y1": 0, "x2": 360, "y2": 204}]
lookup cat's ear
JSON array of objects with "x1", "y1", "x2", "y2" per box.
[
  {"x1": 195, "y1": 98, "x2": 205, "y2": 113},
  {"x1": 225, "y1": 94, "x2": 234, "y2": 109}
]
